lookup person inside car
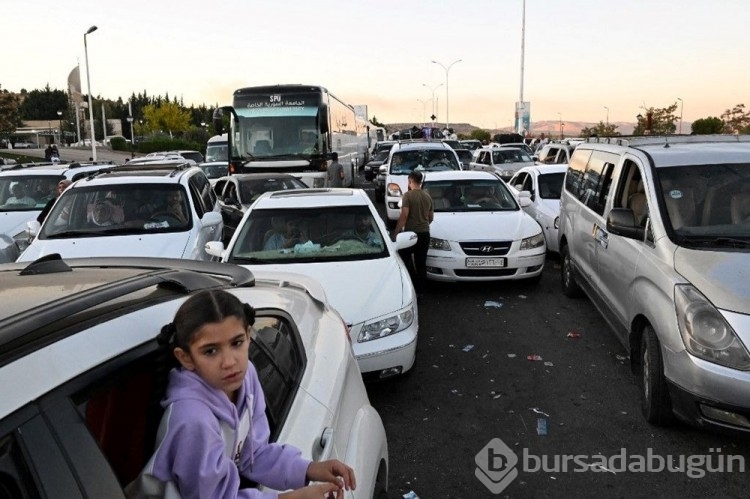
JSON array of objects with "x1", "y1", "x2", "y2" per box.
[
  {"x1": 4, "y1": 183, "x2": 36, "y2": 207},
  {"x1": 263, "y1": 217, "x2": 307, "y2": 250},
  {"x1": 340, "y1": 214, "x2": 380, "y2": 247},
  {"x1": 126, "y1": 289, "x2": 356, "y2": 498}
]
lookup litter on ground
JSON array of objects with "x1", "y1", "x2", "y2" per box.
[{"x1": 484, "y1": 300, "x2": 504, "y2": 308}]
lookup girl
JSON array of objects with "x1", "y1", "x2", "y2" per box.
[{"x1": 128, "y1": 289, "x2": 355, "y2": 498}]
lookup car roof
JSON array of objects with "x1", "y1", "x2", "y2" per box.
[
  {"x1": 0, "y1": 256, "x2": 254, "y2": 365},
  {"x1": 251, "y1": 188, "x2": 371, "y2": 209},
  {"x1": 0, "y1": 161, "x2": 115, "y2": 177},
  {"x1": 517, "y1": 164, "x2": 569, "y2": 175},
  {"x1": 75, "y1": 164, "x2": 200, "y2": 186},
  {"x1": 579, "y1": 135, "x2": 750, "y2": 168},
  {"x1": 422, "y1": 170, "x2": 501, "y2": 182},
  {"x1": 221, "y1": 172, "x2": 302, "y2": 182},
  {"x1": 391, "y1": 141, "x2": 453, "y2": 152}
]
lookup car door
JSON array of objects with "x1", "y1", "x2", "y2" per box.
[
  {"x1": 594, "y1": 156, "x2": 649, "y2": 337},
  {"x1": 188, "y1": 173, "x2": 223, "y2": 257}
]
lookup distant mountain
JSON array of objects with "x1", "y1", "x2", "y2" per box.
[{"x1": 384, "y1": 120, "x2": 655, "y2": 137}]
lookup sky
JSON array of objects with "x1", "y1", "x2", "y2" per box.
[{"x1": 2, "y1": 0, "x2": 748, "y2": 130}]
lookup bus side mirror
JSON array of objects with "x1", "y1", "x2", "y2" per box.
[
  {"x1": 319, "y1": 106, "x2": 329, "y2": 134},
  {"x1": 212, "y1": 108, "x2": 224, "y2": 134}
]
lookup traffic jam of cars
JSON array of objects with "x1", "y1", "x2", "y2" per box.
[{"x1": 1, "y1": 132, "x2": 750, "y2": 497}]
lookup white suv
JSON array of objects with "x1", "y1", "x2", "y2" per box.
[
  {"x1": 384, "y1": 141, "x2": 462, "y2": 224},
  {"x1": 18, "y1": 163, "x2": 223, "y2": 262},
  {"x1": 0, "y1": 161, "x2": 114, "y2": 262},
  {"x1": 0, "y1": 256, "x2": 389, "y2": 497},
  {"x1": 558, "y1": 135, "x2": 750, "y2": 434}
]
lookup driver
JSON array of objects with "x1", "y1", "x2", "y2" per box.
[
  {"x1": 340, "y1": 214, "x2": 380, "y2": 246},
  {"x1": 165, "y1": 190, "x2": 188, "y2": 224}
]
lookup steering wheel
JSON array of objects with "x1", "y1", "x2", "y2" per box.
[
  {"x1": 148, "y1": 211, "x2": 184, "y2": 225},
  {"x1": 429, "y1": 160, "x2": 450, "y2": 168}
]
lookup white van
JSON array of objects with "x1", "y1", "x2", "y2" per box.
[
  {"x1": 558, "y1": 135, "x2": 750, "y2": 434},
  {"x1": 205, "y1": 133, "x2": 228, "y2": 163}
]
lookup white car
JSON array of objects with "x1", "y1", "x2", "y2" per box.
[
  {"x1": 384, "y1": 141, "x2": 462, "y2": 225},
  {"x1": 0, "y1": 162, "x2": 114, "y2": 262},
  {"x1": 508, "y1": 164, "x2": 567, "y2": 253},
  {"x1": 0, "y1": 256, "x2": 389, "y2": 497},
  {"x1": 205, "y1": 188, "x2": 420, "y2": 380},
  {"x1": 17, "y1": 163, "x2": 223, "y2": 262},
  {"x1": 422, "y1": 170, "x2": 547, "y2": 283},
  {"x1": 468, "y1": 147, "x2": 536, "y2": 181}
]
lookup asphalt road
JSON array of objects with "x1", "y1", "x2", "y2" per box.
[{"x1": 358, "y1": 177, "x2": 749, "y2": 499}]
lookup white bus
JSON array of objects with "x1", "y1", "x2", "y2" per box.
[
  {"x1": 205, "y1": 133, "x2": 228, "y2": 163},
  {"x1": 214, "y1": 84, "x2": 366, "y2": 187}
]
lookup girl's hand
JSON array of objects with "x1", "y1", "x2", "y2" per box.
[{"x1": 306, "y1": 460, "x2": 356, "y2": 492}]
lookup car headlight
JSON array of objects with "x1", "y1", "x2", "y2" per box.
[
  {"x1": 554, "y1": 216, "x2": 559, "y2": 230},
  {"x1": 359, "y1": 305, "x2": 415, "y2": 342},
  {"x1": 429, "y1": 237, "x2": 451, "y2": 251},
  {"x1": 520, "y1": 232, "x2": 545, "y2": 250},
  {"x1": 675, "y1": 284, "x2": 750, "y2": 370},
  {"x1": 387, "y1": 183, "x2": 402, "y2": 197}
]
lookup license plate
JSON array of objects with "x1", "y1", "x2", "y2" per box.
[{"x1": 466, "y1": 257, "x2": 506, "y2": 268}]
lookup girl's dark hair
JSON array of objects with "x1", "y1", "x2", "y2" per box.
[
  {"x1": 408, "y1": 171, "x2": 424, "y2": 184},
  {"x1": 158, "y1": 290, "x2": 255, "y2": 351}
]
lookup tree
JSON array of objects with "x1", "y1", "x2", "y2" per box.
[
  {"x1": 580, "y1": 121, "x2": 621, "y2": 138},
  {"x1": 469, "y1": 129, "x2": 491, "y2": 142},
  {"x1": 370, "y1": 116, "x2": 385, "y2": 128},
  {"x1": 0, "y1": 90, "x2": 22, "y2": 143},
  {"x1": 691, "y1": 117, "x2": 725, "y2": 135},
  {"x1": 632, "y1": 103, "x2": 679, "y2": 135},
  {"x1": 18, "y1": 84, "x2": 68, "y2": 120},
  {"x1": 721, "y1": 104, "x2": 749, "y2": 134},
  {"x1": 142, "y1": 101, "x2": 191, "y2": 138}
]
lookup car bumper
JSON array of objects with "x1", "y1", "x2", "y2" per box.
[
  {"x1": 352, "y1": 323, "x2": 418, "y2": 379},
  {"x1": 426, "y1": 249, "x2": 546, "y2": 281},
  {"x1": 385, "y1": 198, "x2": 401, "y2": 221},
  {"x1": 663, "y1": 346, "x2": 750, "y2": 434}
]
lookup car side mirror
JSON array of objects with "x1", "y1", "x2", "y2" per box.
[
  {"x1": 204, "y1": 240, "x2": 226, "y2": 258},
  {"x1": 26, "y1": 220, "x2": 41, "y2": 237},
  {"x1": 606, "y1": 208, "x2": 645, "y2": 240}
]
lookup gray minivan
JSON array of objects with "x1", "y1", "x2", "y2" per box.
[{"x1": 558, "y1": 135, "x2": 750, "y2": 434}]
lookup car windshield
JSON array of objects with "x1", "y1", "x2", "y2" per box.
[
  {"x1": 538, "y1": 172, "x2": 565, "y2": 199},
  {"x1": 200, "y1": 163, "x2": 228, "y2": 179},
  {"x1": 657, "y1": 163, "x2": 750, "y2": 243},
  {"x1": 492, "y1": 149, "x2": 533, "y2": 164},
  {"x1": 372, "y1": 150, "x2": 390, "y2": 162},
  {"x1": 227, "y1": 206, "x2": 388, "y2": 264},
  {"x1": 0, "y1": 175, "x2": 63, "y2": 212},
  {"x1": 455, "y1": 149, "x2": 473, "y2": 163},
  {"x1": 424, "y1": 179, "x2": 519, "y2": 212},
  {"x1": 389, "y1": 150, "x2": 460, "y2": 174},
  {"x1": 40, "y1": 184, "x2": 191, "y2": 238},
  {"x1": 238, "y1": 177, "x2": 306, "y2": 204}
]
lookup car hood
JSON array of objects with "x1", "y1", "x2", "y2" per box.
[
  {"x1": 674, "y1": 247, "x2": 750, "y2": 314},
  {"x1": 431, "y1": 210, "x2": 541, "y2": 240},
  {"x1": 0, "y1": 210, "x2": 38, "y2": 238},
  {"x1": 241, "y1": 257, "x2": 411, "y2": 325},
  {"x1": 17, "y1": 232, "x2": 192, "y2": 262}
]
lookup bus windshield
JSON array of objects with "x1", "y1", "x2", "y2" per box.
[{"x1": 233, "y1": 90, "x2": 323, "y2": 159}]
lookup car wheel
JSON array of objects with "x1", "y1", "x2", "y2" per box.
[
  {"x1": 560, "y1": 244, "x2": 583, "y2": 298},
  {"x1": 375, "y1": 188, "x2": 384, "y2": 203},
  {"x1": 373, "y1": 480, "x2": 388, "y2": 499},
  {"x1": 640, "y1": 326, "x2": 674, "y2": 425}
]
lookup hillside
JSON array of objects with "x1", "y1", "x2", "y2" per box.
[{"x1": 384, "y1": 120, "x2": 642, "y2": 137}]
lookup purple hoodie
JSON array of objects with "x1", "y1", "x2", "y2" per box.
[{"x1": 129, "y1": 363, "x2": 311, "y2": 498}]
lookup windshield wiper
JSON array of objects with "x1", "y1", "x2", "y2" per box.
[
  {"x1": 682, "y1": 237, "x2": 750, "y2": 248},
  {"x1": 228, "y1": 256, "x2": 273, "y2": 263}
]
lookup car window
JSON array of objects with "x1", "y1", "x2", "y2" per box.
[
  {"x1": 538, "y1": 172, "x2": 565, "y2": 199},
  {"x1": 578, "y1": 151, "x2": 618, "y2": 216},
  {"x1": 0, "y1": 175, "x2": 63, "y2": 211},
  {"x1": 424, "y1": 179, "x2": 518, "y2": 212},
  {"x1": 565, "y1": 149, "x2": 594, "y2": 199},
  {"x1": 40, "y1": 184, "x2": 192, "y2": 237},
  {"x1": 228, "y1": 206, "x2": 387, "y2": 264},
  {"x1": 193, "y1": 172, "x2": 215, "y2": 213},
  {"x1": 0, "y1": 412, "x2": 42, "y2": 497}
]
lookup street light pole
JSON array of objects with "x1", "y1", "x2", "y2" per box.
[
  {"x1": 557, "y1": 112, "x2": 562, "y2": 140},
  {"x1": 677, "y1": 97, "x2": 683, "y2": 134},
  {"x1": 432, "y1": 59, "x2": 462, "y2": 130},
  {"x1": 57, "y1": 110, "x2": 63, "y2": 144},
  {"x1": 604, "y1": 106, "x2": 609, "y2": 127},
  {"x1": 417, "y1": 99, "x2": 428, "y2": 127},
  {"x1": 422, "y1": 83, "x2": 443, "y2": 123},
  {"x1": 84, "y1": 25, "x2": 98, "y2": 161}
]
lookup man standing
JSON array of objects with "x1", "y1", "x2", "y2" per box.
[
  {"x1": 393, "y1": 171, "x2": 433, "y2": 297},
  {"x1": 326, "y1": 152, "x2": 344, "y2": 187},
  {"x1": 37, "y1": 179, "x2": 72, "y2": 223}
]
